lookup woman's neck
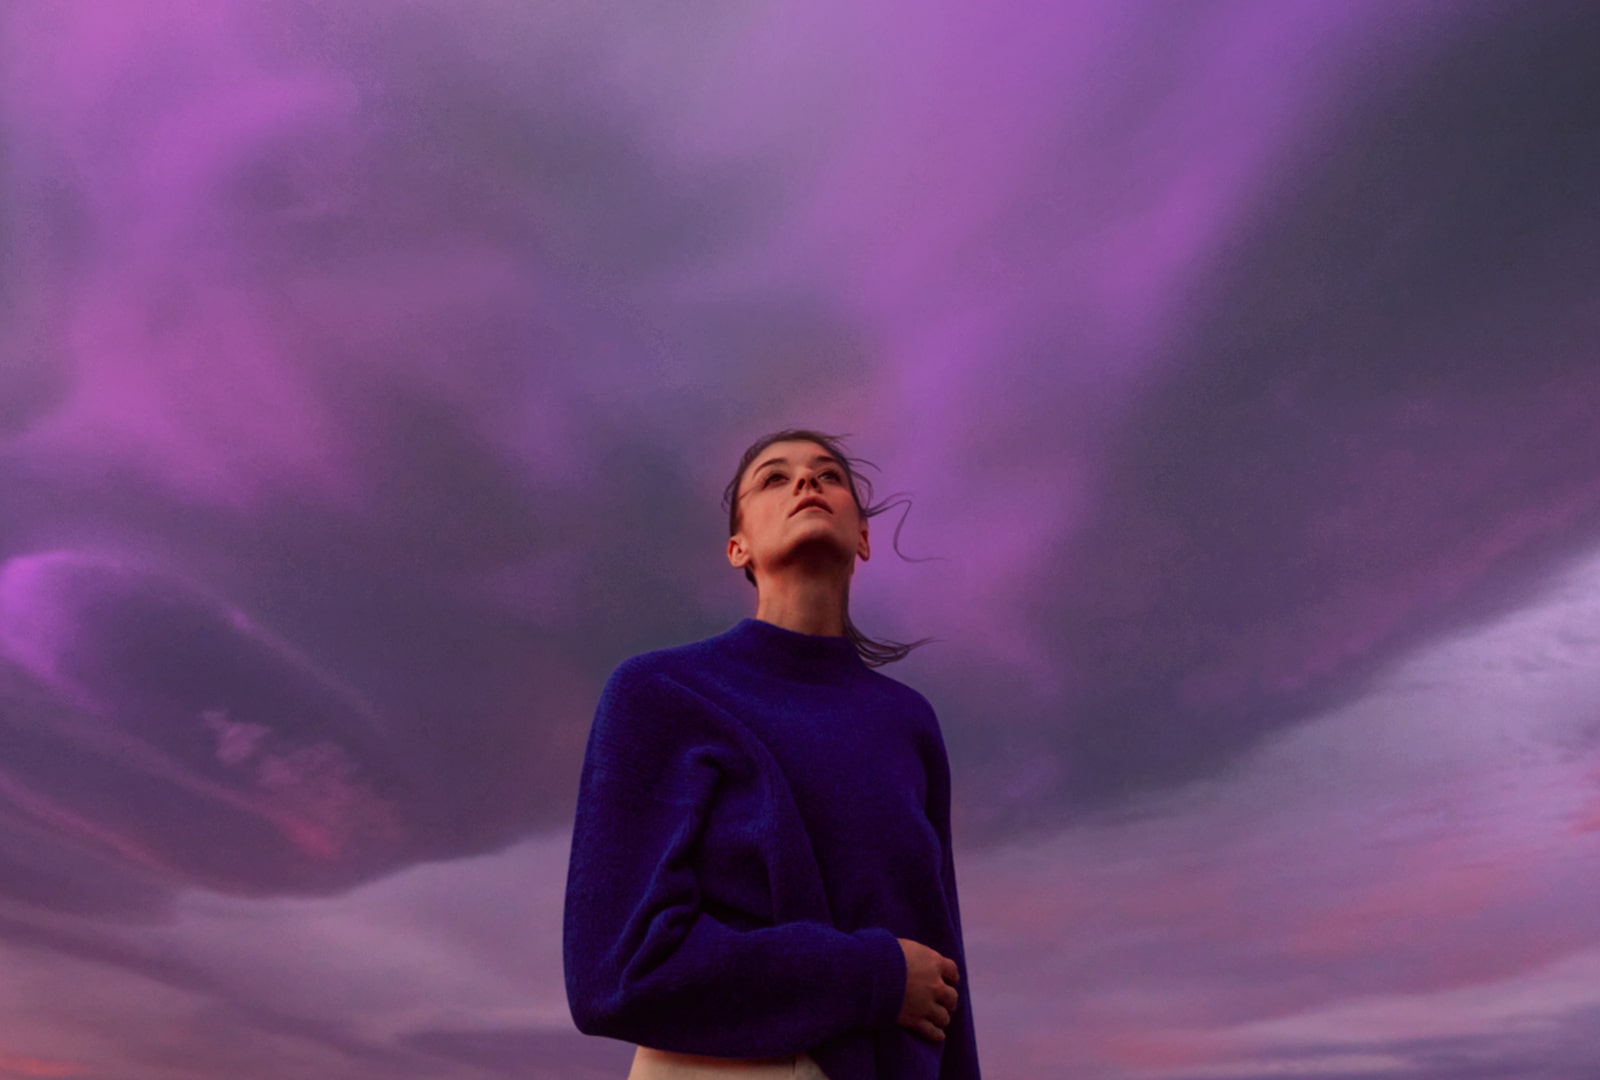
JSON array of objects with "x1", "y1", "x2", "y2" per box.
[{"x1": 752, "y1": 575, "x2": 850, "y2": 637}]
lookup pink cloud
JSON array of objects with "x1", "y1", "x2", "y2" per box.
[{"x1": 0, "y1": 1052, "x2": 83, "y2": 1079}]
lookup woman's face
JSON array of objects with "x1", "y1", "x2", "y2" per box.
[{"x1": 729, "y1": 440, "x2": 870, "y2": 580}]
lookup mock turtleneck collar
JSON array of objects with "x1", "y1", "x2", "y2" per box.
[{"x1": 720, "y1": 617, "x2": 865, "y2": 683}]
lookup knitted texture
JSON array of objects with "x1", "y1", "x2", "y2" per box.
[{"x1": 564, "y1": 618, "x2": 980, "y2": 1079}]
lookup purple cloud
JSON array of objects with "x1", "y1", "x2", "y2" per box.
[{"x1": 1, "y1": 0, "x2": 1598, "y2": 1076}]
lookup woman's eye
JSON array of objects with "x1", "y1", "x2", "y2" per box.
[{"x1": 762, "y1": 469, "x2": 841, "y2": 486}]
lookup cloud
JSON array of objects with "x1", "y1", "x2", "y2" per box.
[
  {"x1": 0, "y1": 550, "x2": 405, "y2": 899},
  {"x1": 2, "y1": 1, "x2": 1599, "y2": 1076}
]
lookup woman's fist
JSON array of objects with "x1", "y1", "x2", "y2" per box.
[{"x1": 895, "y1": 937, "x2": 960, "y2": 1043}]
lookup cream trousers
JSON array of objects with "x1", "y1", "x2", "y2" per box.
[{"x1": 628, "y1": 1046, "x2": 828, "y2": 1079}]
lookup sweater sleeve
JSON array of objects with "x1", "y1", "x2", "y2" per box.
[
  {"x1": 563, "y1": 658, "x2": 908, "y2": 1056},
  {"x1": 926, "y1": 707, "x2": 982, "y2": 1078}
]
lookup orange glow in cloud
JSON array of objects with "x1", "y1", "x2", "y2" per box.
[
  {"x1": 971, "y1": 876, "x2": 1076, "y2": 933},
  {"x1": 0, "y1": 1052, "x2": 83, "y2": 1078},
  {"x1": 1290, "y1": 832, "x2": 1523, "y2": 960},
  {"x1": 1077, "y1": 1027, "x2": 1232, "y2": 1072},
  {"x1": 1282, "y1": 818, "x2": 1597, "y2": 994},
  {"x1": 0, "y1": 767, "x2": 180, "y2": 880}
]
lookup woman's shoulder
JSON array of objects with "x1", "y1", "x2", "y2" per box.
[
  {"x1": 596, "y1": 634, "x2": 747, "y2": 724},
  {"x1": 603, "y1": 622, "x2": 752, "y2": 689},
  {"x1": 861, "y1": 666, "x2": 939, "y2": 717},
  {"x1": 603, "y1": 638, "x2": 708, "y2": 690},
  {"x1": 596, "y1": 651, "x2": 674, "y2": 711}
]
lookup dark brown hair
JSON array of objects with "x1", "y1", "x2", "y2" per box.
[{"x1": 720, "y1": 428, "x2": 942, "y2": 668}]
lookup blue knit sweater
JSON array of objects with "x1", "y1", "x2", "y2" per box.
[{"x1": 563, "y1": 617, "x2": 980, "y2": 1079}]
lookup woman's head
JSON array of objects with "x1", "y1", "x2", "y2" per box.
[
  {"x1": 725, "y1": 435, "x2": 871, "y2": 591},
  {"x1": 720, "y1": 428, "x2": 940, "y2": 667}
]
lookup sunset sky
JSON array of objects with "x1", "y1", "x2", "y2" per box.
[{"x1": 1, "y1": 1, "x2": 1598, "y2": 1077}]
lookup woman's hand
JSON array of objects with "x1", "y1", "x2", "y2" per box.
[{"x1": 895, "y1": 937, "x2": 960, "y2": 1042}]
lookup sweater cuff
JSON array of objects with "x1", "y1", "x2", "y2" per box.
[{"x1": 852, "y1": 926, "x2": 908, "y2": 1030}]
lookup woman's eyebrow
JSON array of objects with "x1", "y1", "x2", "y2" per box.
[{"x1": 754, "y1": 454, "x2": 841, "y2": 476}]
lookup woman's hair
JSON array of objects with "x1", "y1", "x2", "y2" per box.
[{"x1": 720, "y1": 427, "x2": 942, "y2": 668}]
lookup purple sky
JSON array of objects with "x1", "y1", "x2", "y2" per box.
[{"x1": 2, "y1": 1, "x2": 1599, "y2": 1076}]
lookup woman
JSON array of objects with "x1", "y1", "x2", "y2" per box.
[{"x1": 564, "y1": 428, "x2": 981, "y2": 1079}]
